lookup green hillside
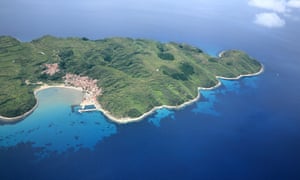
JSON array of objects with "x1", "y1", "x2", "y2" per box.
[{"x1": 0, "y1": 35, "x2": 262, "y2": 118}]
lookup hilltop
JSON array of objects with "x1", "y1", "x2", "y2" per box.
[{"x1": 0, "y1": 36, "x2": 262, "y2": 121}]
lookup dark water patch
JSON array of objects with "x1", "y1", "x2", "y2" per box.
[
  {"x1": 27, "y1": 129, "x2": 35, "y2": 133},
  {"x1": 83, "y1": 105, "x2": 96, "y2": 110},
  {"x1": 74, "y1": 136, "x2": 79, "y2": 140},
  {"x1": 48, "y1": 123, "x2": 54, "y2": 128},
  {"x1": 71, "y1": 105, "x2": 80, "y2": 112}
]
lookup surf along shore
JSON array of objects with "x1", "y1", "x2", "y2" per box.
[
  {"x1": 0, "y1": 51, "x2": 264, "y2": 125},
  {"x1": 103, "y1": 65, "x2": 264, "y2": 124},
  {"x1": 97, "y1": 50, "x2": 264, "y2": 124}
]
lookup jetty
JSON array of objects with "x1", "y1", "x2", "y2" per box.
[{"x1": 78, "y1": 104, "x2": 98, "y2": 113}]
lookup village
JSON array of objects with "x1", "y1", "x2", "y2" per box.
[{"x1": 43, "y1": 63, "x2": 102, "y2": 111}]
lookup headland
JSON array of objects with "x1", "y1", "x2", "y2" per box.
[{"x1": 0, "y1": 36, "x2": 263, "y2": 124}]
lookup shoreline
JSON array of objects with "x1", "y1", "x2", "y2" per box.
[
  {"x1": 216, "y1": 64, "x2": 264, "y2": 80},
  {"x1": 0, "y1": 84, "x2": 83, "y2": 124},
  {"x1": 96, "y1": 81, "x2": 222, "y2": 124},
  {"x1": 218, "y1": 50, "x2": 226, "y2": 58},
  {"x1": 0, "y1": 64, "x2": 264, "y2": 125},
  {"x1": 103, "y1": 65, "x2": 264, "y2": 124}
]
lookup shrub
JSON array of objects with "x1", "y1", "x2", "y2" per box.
[
  {"x1": 179, "y1": 62, "x2": 194, "y2": 76},
  {"x1": 58, "y1": 49, "x2": 74, "y2": 59},
  {"x1": 158, "y1": 52, "x2": 175, "y2": 61},
  {"x1": 127, "y1": 108, "x2": 142, "y2": 117},
  {"x1": 161, "y1": 66, "x2": 188, "y2": 81}
]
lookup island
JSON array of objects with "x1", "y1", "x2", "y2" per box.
[{"x1": 0, "y1": 35, "x2": 263, "y2": 124}]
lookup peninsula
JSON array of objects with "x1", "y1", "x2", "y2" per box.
[{"x1": 0, "y1": 36, "x2": 263, "y2": 124}]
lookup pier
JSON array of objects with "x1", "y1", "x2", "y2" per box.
[
  {"x1": 78, "y1": 104, "x2": 98, "y2": 113},
  {"x1": 78, "y1": 108, "x2": 98, "y2": 113}
]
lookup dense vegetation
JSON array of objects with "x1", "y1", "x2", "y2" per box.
[{"x1": 0, "y1": 36, "x2": 262, "y2": 118}]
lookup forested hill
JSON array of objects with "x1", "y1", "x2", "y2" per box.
[{"x1": 0, "y1": 35, "x2": 262, "y2": 118}]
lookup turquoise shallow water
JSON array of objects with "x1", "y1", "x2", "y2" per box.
[
  {"x1": 0, "y1": 87, "x2": 117, "y2": 154},
  {"x1": 148, "y1": 108, "x2": 175, "y2": 127},
  {"x1": 1, "y1": 73, "x2": 300, "y2": 180},
  {"x1": 0, "y1": 78, "x2": 257, "y2": 155},
  {"x1": 1, "y1": 0, "x2": 300, "y2": 178}
]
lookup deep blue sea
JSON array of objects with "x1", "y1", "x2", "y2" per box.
[{"x1": 1, "y1": 0, "x2": 300, "y2": 179}]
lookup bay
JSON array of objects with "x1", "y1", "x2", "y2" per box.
[{"x1": 1, "y1": 0, "x2": 300, "y2": 179}]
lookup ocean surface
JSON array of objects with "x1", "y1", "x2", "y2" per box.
[{"x1": 1, "y1": 0, "x2": 300, "y2": 179}]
